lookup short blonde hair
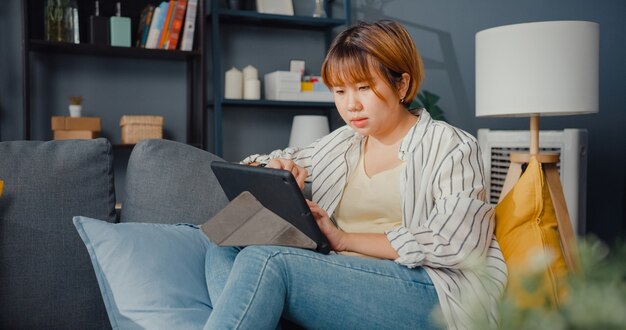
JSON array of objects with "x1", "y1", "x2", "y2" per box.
[{"x1": 321, "y1": 20, "x2": 424, "y2": 106}]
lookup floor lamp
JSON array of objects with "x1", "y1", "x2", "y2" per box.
[{"x1": 476, "y1": 21, "x2": 599, "y2": 272}]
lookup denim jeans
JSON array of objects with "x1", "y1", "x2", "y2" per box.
[{"x1": 203, "y1": 243, "x2": 440, "y2": 330}]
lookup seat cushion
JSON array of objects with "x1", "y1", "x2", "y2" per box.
[
  {"x1": 73, "y1": 216, "x2": 212, "y2": 329},
  {"x1": 495, "y1": 156, "x2": 569, "y2": 307},
  {"x1": 0, "y1": 138, "x2": 116, "y2": 329},
  {"x1": 121, "y1": 139, "x2": 228, "y2": 224}
]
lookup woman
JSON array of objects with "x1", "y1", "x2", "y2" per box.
[{"x1": 203, "y1": 20, "x2": 507, "y2": 329}]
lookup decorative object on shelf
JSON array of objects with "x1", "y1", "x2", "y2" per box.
[
  {"x1": 68, "y1": 95, "x2": 83, "y2": 117},
  {"x1": 242, "y1": 65, "x2": 258, "y2": 81},
  {"x1": 89, "y1": 0, "x2": 109, "y2": 45},
  {"x1": 64, "y1": 0, "x2": 79, "y2": 43},
  {"x1": 256, "y1": 0, "x2": 294, "y2": 16},
  {"x1": 288, "y1": 115, "x2": 329, "y2": 147},
  {"x1": 243, "y1": 65, "x2": 260, "y2": 100},
  {"x1": 110, "y1": 2, "x2": 131, "y2": 47},
  {"x1": 45, "y1": 0, "x2": 66, "y2": 42},
  {"x1": 51, "y1": 115, "x2": 101, "y2": 140},
  {"x1": 120, "y1": 115, "x2": 164, "y2": 144},
  {"x1": 410, "y1": 90, "x2": 446, "y2": 122},
  {"x1": 265, "y1": 71, "x2": 333, "y2": 102},
  {"x1": 476, "y1": 20, "x2": 599, "y2": 275},
  {"x1": 289, "y1": 59, "x2": 305, "y2": 79},
  {"x1": 312, "y1": 0, "x2": 327, "y2": 18},
  {"x1": 225, "y1": 67, "x2": 244, "y2": 99},
  {"x1": 244, "y1": 79, "x2": 261, "y2": 100}
]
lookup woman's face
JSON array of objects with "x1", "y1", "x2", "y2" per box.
[{"x1": 331, "y1": 69, "x2": 407, "y2": 139}]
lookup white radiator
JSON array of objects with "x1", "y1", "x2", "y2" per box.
[{"x1": 477, "y1": 129, "x2": 588, "y2": 234}]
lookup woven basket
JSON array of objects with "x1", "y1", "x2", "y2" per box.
[{"x1": 120, "y1": 115, "x2": 164, "y2": 144}]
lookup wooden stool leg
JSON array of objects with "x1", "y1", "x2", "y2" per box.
[
  {"x1": 544, "y1": 164, "x2": 579, "y2": 272},
  {"x1": 499, "y1": 161, "x2": 524, "y2": 203}
]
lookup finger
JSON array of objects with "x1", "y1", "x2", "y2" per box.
[
  {"x1": 265, "y1": 159, "x2": 280, "y2": 169},
  {"x1": 295, "y1": 169, "x2": 308, "y2": 189},
  {"x1": 281, "y1": 160, "x2": 294, "y2": 172}
]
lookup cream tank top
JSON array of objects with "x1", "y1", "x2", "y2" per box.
[{"x1": 334, "y1": 149, "x2": 405, "y2": 236}]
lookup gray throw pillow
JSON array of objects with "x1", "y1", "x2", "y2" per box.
[
  {"x1": 121, "y1": 139, "x2": 228, "y2": 224},
  {"x1": 0, "y1": 138, "x2": 116, "y2": 329}
]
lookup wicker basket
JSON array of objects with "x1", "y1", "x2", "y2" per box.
[{"x1": 120, "y1": 115, "x2": 164, "y2": 144}]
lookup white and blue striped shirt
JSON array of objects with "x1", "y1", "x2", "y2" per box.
[{"x1": 243, "y1": 109, "x2": 507, "y2": 329}]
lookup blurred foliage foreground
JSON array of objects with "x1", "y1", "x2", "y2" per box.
[{"x1": 471, "y1": 237, "x2": 626, "y2": 329}]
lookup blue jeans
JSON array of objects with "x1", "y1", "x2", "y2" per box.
[{"x1": 203, "y1": 243, "x2": 440, "y2": 330}]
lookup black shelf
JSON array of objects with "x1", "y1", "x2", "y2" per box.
[
  {"x1": 22, "y1": 0, "x2": 206, "y2": 150},
  {"x1": 28, "y1": 40, "x2": 201, "y2": 60},
  {"x1": 208, "y1": 1, "x2": 351, "y2": 156},
  {"x1": 211, "y1": 9, "x2": 347, "y2": 29}
]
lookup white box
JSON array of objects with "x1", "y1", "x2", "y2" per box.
[
  {"x1": 265, "y1": 71, "x2": 301, "y2": 99},
  {"x1": 265, "y1": 90, "x2": 334, "y2": 102},
  {"x1": 264, "y1": 71, "x2": 333, "y2": 102}
]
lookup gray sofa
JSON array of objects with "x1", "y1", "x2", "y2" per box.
[{"x1": 0, "y1": 138, "x2": 230, "y2": 329}]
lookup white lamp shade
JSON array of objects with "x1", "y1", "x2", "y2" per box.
[
  {"x1": 288, "y1": 115, "x2": 330, "y2": 147},
  {"x1": 476, "y1": 21, "x2": 599, "y2": 117}
]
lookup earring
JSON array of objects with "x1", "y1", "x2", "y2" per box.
[{"x1": 400, "y1": 97, "x2": 405, "y2": 104}]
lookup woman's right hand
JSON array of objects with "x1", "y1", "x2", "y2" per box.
[{"x1": 265, "y1": 158, "x2": 308, "y2": 190}]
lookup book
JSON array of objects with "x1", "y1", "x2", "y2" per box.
[
  {"x1": 166, "y1": 0, "x2": 188, "y2": 50},
  {"x1": 158, "y1": 0, "x2": 177, "y2": 49},
  {"x1": 136, "y1": 5, "x2": 155, "y2": 47},
  {"x1": 180, "y1": 0, "x2": 198, "y2": 51},
  {"x1": 145, "y1": 2, "x2": 168, "y2": 49}
]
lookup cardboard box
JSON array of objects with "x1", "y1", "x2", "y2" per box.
[
  {"x1": 51, "y1": 116, "x2": 101, "y2": 132},
  {"x1": 53, "y1": 130, "x2": 99, "y2": 140}
]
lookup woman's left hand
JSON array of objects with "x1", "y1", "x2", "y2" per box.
[{"x1": 306, "y1": 200, "x2": 347, "y2": 252}]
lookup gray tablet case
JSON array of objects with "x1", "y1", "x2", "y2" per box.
[{"x1": 204, "y1": 161, "x2": 331, "y2": 254}]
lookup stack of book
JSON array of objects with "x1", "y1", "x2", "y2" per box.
[
  {"x1": 135, "y1": 0, "x2": 198, "y2": 51},
  {"x1": 51, "y1": 116, "x2": 101, "y2": 140}
]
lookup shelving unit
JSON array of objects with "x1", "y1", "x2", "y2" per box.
[
  {"x1": 21, "y1": 0, "x2": 206, "y2": 149},
  {"x1": 207, "y1": 0, "x2": 351, "y2": 156}
]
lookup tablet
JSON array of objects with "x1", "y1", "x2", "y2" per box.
[{"x1": 210, "y1": 161, "x2": 330, "y2": 254}]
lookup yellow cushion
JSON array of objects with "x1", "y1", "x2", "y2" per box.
[
  {"x1": 0, "y1": 179, "x2": 3, "y2": 197},
  {"x1": 495, "y1": 156, "x2": 568, "y2": 307}
]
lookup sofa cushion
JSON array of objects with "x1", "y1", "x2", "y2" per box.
[
  {"x1": 121, "y1": 139, "x2": 228, "y2": 224},
  {"x1": 73, "y1": 216, "x2": 212, "y2": 329},
  {"x1": 495, "y1": 156, "x2": 569, "y2": 307},
  {"x1": 0, "y1": 138, "x2": 116, "y2": 329}
]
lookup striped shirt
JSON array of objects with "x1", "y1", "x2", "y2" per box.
[{"x1": 243, "y1": 109, "x2": 508, "y2": 329}]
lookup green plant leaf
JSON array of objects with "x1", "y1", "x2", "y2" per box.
[{"x1": 411, "y1": 90, "x2": 447, "y2": 122}]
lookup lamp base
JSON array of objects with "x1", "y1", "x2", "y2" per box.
[{"x1": 499, "y1": 152, "x2": 579, "y2": 273}]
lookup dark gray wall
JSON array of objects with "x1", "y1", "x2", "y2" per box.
[{"x1": 1, "y1": 0, "x2": 624, "y2": 242}]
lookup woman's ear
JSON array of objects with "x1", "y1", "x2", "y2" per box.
[{"x1": 398, "y1": 73, "x2": 411, "y2": 99}]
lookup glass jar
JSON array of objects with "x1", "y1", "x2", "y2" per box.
[
  {"x1": 45, "y1": 0, "x2": 66, "y2": 42},
  {"x1": 313, "y1": 0, "x2": 327, "y2": 18}
]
